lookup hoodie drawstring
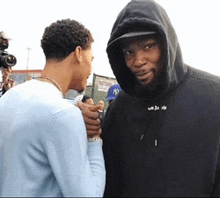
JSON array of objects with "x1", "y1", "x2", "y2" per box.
[{"x1": 140, "y1": 103, "x2": 167, "y2": 147}]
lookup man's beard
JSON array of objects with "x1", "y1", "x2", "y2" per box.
[{"x1": 134, "y1": 66, "x2": 166, "y2": 98}]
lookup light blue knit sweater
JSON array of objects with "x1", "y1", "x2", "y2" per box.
[{"x1": 0, "y1": 80, "x2": 105, "y2": 197}]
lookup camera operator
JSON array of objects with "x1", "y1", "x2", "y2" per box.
[
  {"x1": 0, "y1": 66, "x2": 14, "y2": 97},
  {"x1": 0, "y1": 31, "x2": 16, "y2": 97}
]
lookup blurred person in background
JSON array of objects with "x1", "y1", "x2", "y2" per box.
[
  {"x1": 105, "y1": 84, "x2": 121, "y2": 107},
  {"x1": 82, "y1": 95, "x2": 94, "y2": 105},
  {"x1": 72, "y1": 94, "x2": 94, "y2": 106},
  {"x1": 0, "y1": 66, "x2": 14, "y2": 97},
  {"x1": 0, "y1": 31, "x2": 15, "y2": 97},
  {"x1": 98, "y1": 100, "x2": 104, "y2": 111}
]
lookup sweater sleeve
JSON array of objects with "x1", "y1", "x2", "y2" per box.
[{"x1": 43, "y1": 107, "x2": 105, "y2": 197}]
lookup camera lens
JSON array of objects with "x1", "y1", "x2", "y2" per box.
[
  {"x1": 5, "y1": 55, "x2": 16, "y2": 65},
  {"x1": 0, "y1": 54, "x2": 17, "y2": 68}
]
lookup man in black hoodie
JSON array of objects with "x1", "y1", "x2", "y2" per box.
[{"x1": 102, "y1": 0, "x2": 220, "y2": 197}]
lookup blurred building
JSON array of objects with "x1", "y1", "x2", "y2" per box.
[
  {"x1": 11, "y1": 70, "x2": 42, "y2": 84},
  {"x1": 10, "y1": 70, "x2": 80, "y2": 99},
  {"x1": 8, "y1": 71, "x2": 118, "y2": 106}
]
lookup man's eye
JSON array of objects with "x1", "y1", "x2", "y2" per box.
[
  {"x1": 123, "y1": 50, "x2": 134, "y2": 58},
  {"x1": 145, "y1": 44, "x2": 154, "y2": 50}
]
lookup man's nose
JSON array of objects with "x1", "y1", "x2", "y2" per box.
[{"x1": 133, "y1": 50, "x2": 148, "y2": 68}]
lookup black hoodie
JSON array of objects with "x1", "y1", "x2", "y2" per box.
[{"x1": 102, "y1": 0, "x2": 220, "y2": 197}]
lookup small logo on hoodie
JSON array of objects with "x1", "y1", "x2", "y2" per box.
[{"x1": 148, "y1": 105, "x2": 167, "y2": 111}]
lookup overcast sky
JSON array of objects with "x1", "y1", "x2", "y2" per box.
[{"x1": 1, "y1": 0, "x2": 220, "y2": 83}]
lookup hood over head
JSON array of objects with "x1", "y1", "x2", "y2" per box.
[{"x1": 107, "y1": 0, "x2": 187, "y2": 99}]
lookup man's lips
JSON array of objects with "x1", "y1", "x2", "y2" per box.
[{"x1": 135, "y1": 71, "x2": 153, "y2": 81}]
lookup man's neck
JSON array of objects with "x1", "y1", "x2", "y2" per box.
[{"x1": 41, "y1": 61, "x2": 71, "y2": 96}]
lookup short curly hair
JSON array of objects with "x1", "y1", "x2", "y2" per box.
[{"x1": 41, "y1": 19, "x2": 94, "y2": 61}]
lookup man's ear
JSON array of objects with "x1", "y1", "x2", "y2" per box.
[{"x1": 74, "y1": 46, "x2": 83, "y2": 63}]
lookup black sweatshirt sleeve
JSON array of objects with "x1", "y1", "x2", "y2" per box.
[
  {"x1": 101, "y1": 105, "x2": 121, "y2": 197},
  {"x1": 211, "y1": 144, "x2": 220, "y2": 197}
]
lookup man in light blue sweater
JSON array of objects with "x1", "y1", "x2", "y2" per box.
[{"x1": 0, "y1": 19, "x2": 105, "y2": 197}]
